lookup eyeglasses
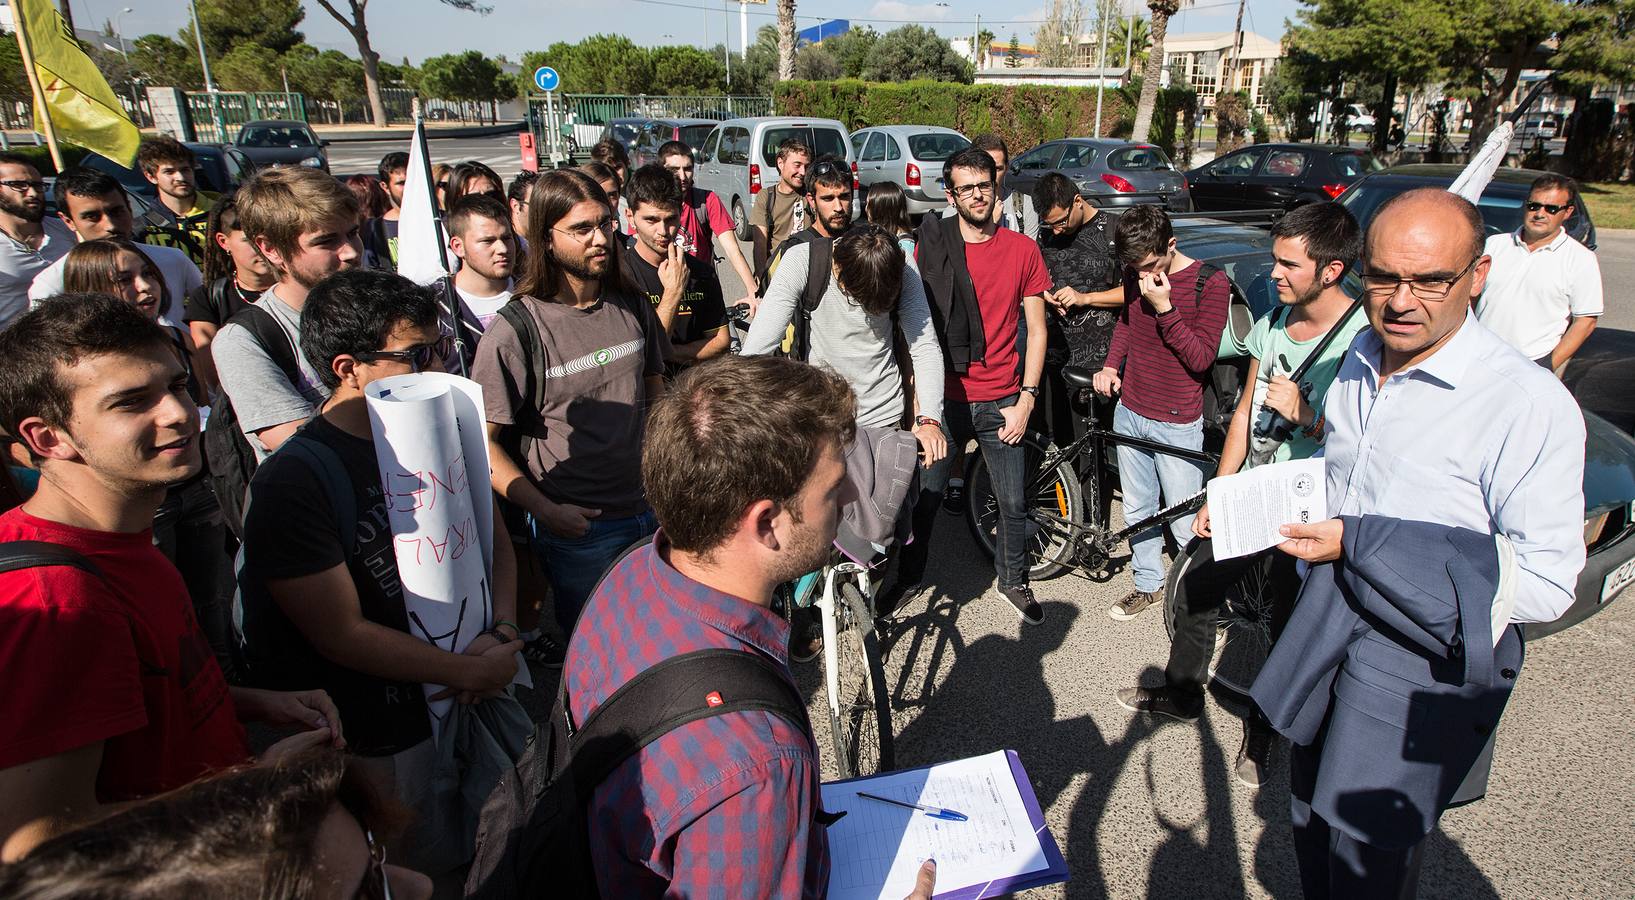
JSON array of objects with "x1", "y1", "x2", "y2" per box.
[
  {"x1": 1360, "y1": 254, "x2": 1481, "y2": 301},
  {"x1": 949, "y1": 180, "x2": 995, "y2": 200},
  {"x1": 1524, "y1": 200, "x2": 1571, "y2": 214},
  {"x1": 0, "y1": 180, "x2": 45, "y2": 194},
  {"x1": 360, "y1": 828, "x2": 394, "y2": 900},
  {"x1": 353, "y1": 335, "x2": 453, "y2": 372},
  {"x1": 1041, "y1": 199, "x2": 1081, "y2": 232},
  {"x1": 553, "y1": 217, "x2": 617, "y2": 243}
]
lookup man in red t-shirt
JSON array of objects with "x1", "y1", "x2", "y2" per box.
[
  {"x1": 0, "y1": 295, "x2": 344, "y2": 861},
  {"x1": 902, "y1": 146, "x2": 1052, "y2": 624},
  {"x1": 658, "y1": 139, "x2": 759, "y2": 311}
]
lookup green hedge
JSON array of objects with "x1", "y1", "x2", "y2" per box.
[
  {"x1": 774, "y1": 79, "x2": 1132, "y2": 151},
  {"x1": 0, "y1": 144, "x2": 91, "y2": 175}
]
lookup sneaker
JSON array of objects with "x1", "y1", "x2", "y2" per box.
[
  {"x1": 942, "y1": 479, "x2": 965, "y2": 515},
  {"x1": 1115, "y1": 685, "x2": 1203, "y2": 722},
  {"x1": 994, "y1": 584, "x2": 1044, "y2": 625},
  {"x1": 1234, "y1": 719, "x2": 1276, "y2": 788},
  {"x1": 1108, "y1": 589, "x2": 1160, "y2": 621},
  {"x1": 790, "y1": 619, "x2": 823, "y2": 664},
  {"x1": 521, "y1": 633, "x2": 566, "y2": 668}
]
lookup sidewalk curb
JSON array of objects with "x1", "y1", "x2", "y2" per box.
[{"x1": 316, "y1": 121, "x2": 524, "y2": 143}]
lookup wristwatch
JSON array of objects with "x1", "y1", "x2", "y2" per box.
[
  {"x1": 1020, "y1": 385, "x2": 1041, "y2": 398},
  {"x1": 915, "y1": 416, "x2": 940, "y2": 428}
]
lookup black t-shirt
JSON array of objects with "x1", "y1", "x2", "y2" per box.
[
  {"x1": 1038, "y1": 210, "x2": 1122, "y2": 370},
  {"x1": 237, "y1": 415, "x2": 431, "y2": 756},
  {"x1": 620, "y1": 239, "x2": 727, "y2": 353},
  {"x1": 183, "y1": 277, "x2": 263, "y2": 327}
]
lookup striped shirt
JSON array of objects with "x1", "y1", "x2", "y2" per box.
[{"x1": 1104, "y1": 260, "x2": 1231, "y2": 424}]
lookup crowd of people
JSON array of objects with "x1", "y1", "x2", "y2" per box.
[{"x1": 0, "y1": 120, "x2": 1598, "y2": 899}]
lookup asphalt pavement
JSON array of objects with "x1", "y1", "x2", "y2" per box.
[{"x1": 326, "y1": 134, "x2": 525, "y2": 182}]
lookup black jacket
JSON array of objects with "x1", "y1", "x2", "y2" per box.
[{"x1": 914, "y1": 212, "x2": 984, "y2": 373}]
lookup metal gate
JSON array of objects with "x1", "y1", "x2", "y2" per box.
[
  {"x1": 184, "y1": 91, "x2": 307, "y2": 144},
  {"x1": 527, "y1": 94, "x2": 773, "y2": 166}
]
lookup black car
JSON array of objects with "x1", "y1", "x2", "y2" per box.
[
  {"x1": 630, "y1": 118, "x2": 718, "y2": 167},
  {"x1": 234, "y1": 120, "x2": 330, "y2": 172},
  {"x1": 80, "y1": 142, "x2": 256, "y2": 202},
  {"x1": 1187, "y1": 143, "x2": 1381, "y2": 212},
  {"x1": 1337, "y1": 163, "x2": 1597, "y2": 249}
]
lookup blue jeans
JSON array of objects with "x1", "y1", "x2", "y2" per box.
[
  {"x1": 913, "y1": 395, "x2": 1030, "y2": 589},
  {"x1": 1114, "y1": 403, "x2": 1206, "y2": 593},
  {"x1": 529, "y1": 508, "x2": 657, "y2": 637}
]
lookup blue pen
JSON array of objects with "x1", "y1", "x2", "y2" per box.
[{"x1": 856, "y1": 791, "x2": 969, "y2": 822}]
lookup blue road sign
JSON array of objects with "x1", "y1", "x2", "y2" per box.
[{"x1": 533, "y1": 66, "x2": 560, "y2": 92}]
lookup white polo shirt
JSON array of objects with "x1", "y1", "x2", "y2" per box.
[{"x1": 1475, "y1": 228, "x2": 1602, "y2": 360}]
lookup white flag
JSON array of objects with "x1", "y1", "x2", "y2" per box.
[{"x1": 396, "y1": 117, "x2": 450, "y2": 286}]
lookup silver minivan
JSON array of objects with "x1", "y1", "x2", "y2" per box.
[
  {"x1": 694, "y1": 116, "x2": 853, "y2": 241},
  {"x1": 849, "y1": 125, "x2": 970, "y2": 216}
]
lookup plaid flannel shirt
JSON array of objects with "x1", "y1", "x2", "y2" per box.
[{"x1": 564, "y1": 532, "x2": 830, "y2": 899}]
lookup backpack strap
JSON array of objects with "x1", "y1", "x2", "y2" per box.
[
  {"x1": 1193, "y1": 261, "x2": 1223, "y2": 311},
  {"x1": 565, "y1": 648, "x2": 810, "y2": 797},
  {"x1": 0, "y1": 541, "x2": 105, "y2": 580},
  {"x1": 796, "y1": 236, "x2": 834, "y2": 362},
  {"x1": 225, "y1": 303, "x2": 301, "y2": 386},
  {"x1": 279, "y1": 434, "x2": 358, "y2": 552},
  {"x1": 496, "y1": 300, "x2": 546, "y2": 462}
]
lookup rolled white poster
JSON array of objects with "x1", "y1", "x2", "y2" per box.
[{"x1": 364, "y1": 372, "x2": 498, "y2": 736}]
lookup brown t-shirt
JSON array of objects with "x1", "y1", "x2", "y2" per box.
[
  {"x1": 752, "y1": 184, "x2": 806, "y2": 250},
  {"x1": 473, "y1": 291, "x2": 668, "y2": 518}
]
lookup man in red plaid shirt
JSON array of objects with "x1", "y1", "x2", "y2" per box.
[{"x1": 563, "y1": 356, "x2": 936, "y2": 898}]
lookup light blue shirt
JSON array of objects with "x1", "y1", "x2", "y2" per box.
[{"x1": 1323, "y1": 315, "x2": 1586, "y2": 624}]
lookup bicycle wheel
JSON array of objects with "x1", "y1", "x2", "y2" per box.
[
  {"x1": 828, "y1": 581, "x2": 895, "y2": 779},
  {"x1": 964, "y1": 433, "x2": 1084, "y2": 581},
  {"x1": 1163, "y1": 540, "x2": 1287, "y2": 699}
]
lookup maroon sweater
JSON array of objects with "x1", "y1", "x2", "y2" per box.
[{"x1": 1104, "y1": 260, "x2": 1231, "y2": 424}]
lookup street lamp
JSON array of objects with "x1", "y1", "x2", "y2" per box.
[{"x1": 113, "y1": 6, "x2": 132, "y2": 60}]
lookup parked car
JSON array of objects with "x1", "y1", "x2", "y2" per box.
[
  {"x1": 597, "y1": 117, "x2": 649, "y2": 155},
  {"x1": 1346, "y1": 103, "x2": 1377, "y2": 134},
  {"x1": 1187, "y1": 143, "x2": 1381, "y2": 212},
  {"x1": 1006, "y1": 138, "x2": 1192, "y2": 212},
  {"x1": 1169, "y1": 213, "x2": 1635, "y2": 640},
  {"x1": 234, "y1": 120, "x2": 329, "y2": 172},
  {"x1": 629, "y1": 118, "x2": 718, "y2": 167},
  {"x1": 80, "y1": 142, "x2": 256, "y2": 202},
  {"x1": 847, "y1": 125, "x2": 969, "y2": 217},
  {"x1": 1337, "y1": 163, "x2": 1596, "y2": 249},
  {"x1": 693, "y1": 116, "x2": 854, "y2": 241},
  {"x1": 1517, "y1": 113, "x2": 1563, "y2": 143}
]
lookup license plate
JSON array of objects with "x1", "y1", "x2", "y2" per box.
[{"x1": 1601, "y1": 555, "x2": 1635, "y2": 603}]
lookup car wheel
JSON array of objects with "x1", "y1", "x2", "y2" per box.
[{"x1": 733, "y1": 197, "x2": 752, "y2": 242}]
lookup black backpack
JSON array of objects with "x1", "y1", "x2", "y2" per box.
[
  {"x1": 0, "y1": 541, "x2": 105, "y2": 581},
  {"x1": 463, "y1": 543, "x2": 812, "y2": 900},
  {"x1": 202, "y1": 305, "x2": 303, "y2": 539}
]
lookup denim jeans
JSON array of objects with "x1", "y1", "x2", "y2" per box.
[
  {"x1": 1114, "y1": 403, "x2": 1206, "y2": 593},
  {"x1": 529, "y1": 508, "x2": 657, "y2": 637},
  {"x1": 904, "y1": 394, "x2": 1030, "y2": 589}
]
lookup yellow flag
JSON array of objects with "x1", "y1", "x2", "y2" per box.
[{"x1": 17, "y1": 0, "x2": 140, "y2": 166}]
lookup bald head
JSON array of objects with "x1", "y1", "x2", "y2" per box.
[
  {"x1": 1361, "y1": 187, "x2": 1491, "y2": 372},
  {"x1": 1368, "y1": 187, "x2": 1485, "y2": 261}
]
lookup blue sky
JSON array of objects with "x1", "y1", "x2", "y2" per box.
[{"x1": 71, "y1": 0, "x2": 1306, "y2": 66}]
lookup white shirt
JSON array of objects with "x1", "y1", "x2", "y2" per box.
[
  {"x1": 0, "y1": 217, "x2": 74, "y2": 327},
  {"x1": 29, "y1": 239, "x2": 203, "y2": 326},
  {"x1": 1475, "y1": 228, "x2": 1602, "y2": 360},
  {"x1": 1323, "y1": 316, "x2": 1586, "y2": 624},
  {"x1": 455, "y1": 283, "x2": 512, "y2": 333}
]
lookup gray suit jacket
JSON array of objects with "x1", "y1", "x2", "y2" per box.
[{"x1": 1250, "y1": 515, "x2": 1524, "y2": 848}]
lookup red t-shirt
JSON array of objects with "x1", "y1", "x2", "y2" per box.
[
  {"x1": 0, "y1": 508, "x2": 249, "y2": 801},
  {"x1": 948, "y1": 228, "x2": 1054, "y2": 402},
  {"x1": 679, "y1": 188, "x2": 734, "y2": 261}
]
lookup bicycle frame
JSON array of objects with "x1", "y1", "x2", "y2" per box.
[
  {"x1": 1036, "y1": 420, "x2": 1218, "y2": 554},
  {"x1": 816, "y1": 560, "x2": 873, "y2": 726}
]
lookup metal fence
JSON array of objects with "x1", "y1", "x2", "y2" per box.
[
  {"x1": 185, "y1": 91, "x2": 306, "y2": 143},
  {"x1": 528, "y1": 94, "x2": 774, "y2": 161}
]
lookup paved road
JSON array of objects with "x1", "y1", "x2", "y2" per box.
[
  {"x1": 1592, "y1": 229, "x2": 1635, "y2": 332},
  {"x1": 326, "y1": 134, "x2": 524, "y2": 182}
]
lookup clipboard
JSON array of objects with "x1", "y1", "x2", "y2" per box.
[{"x1": 820, "y1": 749, "x2": 1069, "y2": 899}]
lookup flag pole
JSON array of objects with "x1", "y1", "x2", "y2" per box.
[
  {"x1": 11, "y1": 1, "x2": 65, "y2": 172},
  {"x1": 414, "y1": 97, "x2": 473, "y2": 377}
]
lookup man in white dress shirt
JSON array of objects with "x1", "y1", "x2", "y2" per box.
[
  {"x1": 1277, "y1": 187, "x2": 1585, "y2": 897},
  {"x1": 1474, "y1": 173, "x2": 1601, "y2": 370}
]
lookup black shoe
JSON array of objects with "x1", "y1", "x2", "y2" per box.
[
  {"x1": 522, "y1": 633, "x2": 566, "y2": 668},
  {"x1": 942, "y1": 480, "x2": 965, "y2": 514},
  {"x1": 1234, "y1": 718, "x2": 1276, "y2": 788},
  {"x1": 877, "y1": 579, "x2": 921, "y2": 619},
  {"x1": 994, "y1": 584, "x2": 1044, "y2": 625},
  {"x1": 1115, "y1": 685, "x2": 1203, "y2": 722}
]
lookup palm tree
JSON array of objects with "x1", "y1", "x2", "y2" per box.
[
  {"x1": 1110, "y1": 17, "x2": 1150, "y2": 72},
  {"x1": 777, "y1": 0, "x2": 797, "y2": 80},
  {"x1": 1131, "y1": 0, "x2": 1184, "y2": 142}
]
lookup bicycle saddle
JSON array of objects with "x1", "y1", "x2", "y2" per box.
[{"x1": 1062, "y1": 365, "x2": 1097, "y2": 390}]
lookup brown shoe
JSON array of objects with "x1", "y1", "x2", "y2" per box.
[{"x1": 1108, "y1": 589, "x2": 1160, "y2": 621}]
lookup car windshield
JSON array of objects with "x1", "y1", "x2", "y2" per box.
[
  {"x1": 907, "y1": 132, "x2": 970, "y2": 161},
  {"x1": 241, "y1": 126, "x2": 312, "y2": 147},
  {"x1": 680, "y1": 124, "x2": 713, "y2": 148},
  {"x1": 1331, "y1": 152, "x2": 1383, "y2": 178},
  {"x1": 1109, "y1": 145, "x2": 1174, "y2": 170}
]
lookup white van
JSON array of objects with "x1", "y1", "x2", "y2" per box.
[{"x1": 693, "y1": 116, "x2": 854, "y2": 241}]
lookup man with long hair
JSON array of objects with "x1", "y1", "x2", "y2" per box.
[{"x1": 472, "y1": 169, "x2": 668, "y2": 639}]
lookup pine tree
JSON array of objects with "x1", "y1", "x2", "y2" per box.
[{"x1": 1006, "y1": 34, "x2": 1022, "y2": 68}]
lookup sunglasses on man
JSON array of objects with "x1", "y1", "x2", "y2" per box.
[
  {"x1": 353, "y1": 335, "x2": 453, "y2": 372},
  {"x1": 1524, "y1": 200, "x2": 1571, "y2": 214}
]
